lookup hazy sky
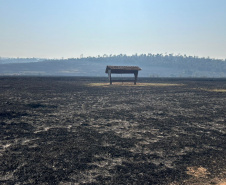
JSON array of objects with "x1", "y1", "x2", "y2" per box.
[{"x1": 1, "y1": 0, "x2": 226, "y2": 59}]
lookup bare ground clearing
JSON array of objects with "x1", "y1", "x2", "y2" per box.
[{"x1": 0, "y1": 77, "x2": 226, "y2": 184}]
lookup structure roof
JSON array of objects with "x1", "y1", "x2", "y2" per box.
[{"x1": 105, "y1": 66, "x2": 141, "y2": 73}]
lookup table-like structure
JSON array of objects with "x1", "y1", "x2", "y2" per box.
[{"x1": 105, "y1": 66, "x2": 141, "y2": 85}]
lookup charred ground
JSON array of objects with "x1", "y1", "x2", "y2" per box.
[{"x1": 0, "y1": 77, "x2": 226, "y2": 184}]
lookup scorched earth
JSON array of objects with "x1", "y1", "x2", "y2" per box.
[{"x1": 0, "y1": 77, "x2": 226, "y2": 184}]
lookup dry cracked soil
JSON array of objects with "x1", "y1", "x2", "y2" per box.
[{"x1": 0, "y1": 77, "x2": 226, "y2": 184}]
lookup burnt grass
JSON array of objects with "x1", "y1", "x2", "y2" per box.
[{"x1": 0, "y1": 77, "x2": 226, "y2": 184}]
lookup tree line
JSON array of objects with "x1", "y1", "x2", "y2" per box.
[{"x1": 0, "y1": 53, "x2": 226, "y2": 77}]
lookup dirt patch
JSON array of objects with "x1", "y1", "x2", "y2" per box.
[
  {"x1": 88, "y1": 82, "x2": 183, "y2": 87},
  {"x1": 199, "y1": 88, "x2": 226, "y2": 92},
  {"x1": 218, "y1": 181, "x2": 226, "y2": 185},
  {"x1": 186, "y1": 166, "x2": 210, "y2": 178},
  {"x1": 207, "y1": 89, "x2": 226, "y2": 92}
]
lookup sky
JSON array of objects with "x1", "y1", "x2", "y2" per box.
[{"x1": 0, "y1": 0, "x2": 226, "y2": 59}]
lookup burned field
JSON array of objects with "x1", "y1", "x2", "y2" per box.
[{"x1": 0, "y1": 77, "x2": 226, "y2": 184}]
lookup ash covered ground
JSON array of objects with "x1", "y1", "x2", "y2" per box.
[{"x1": 0, "y1": 77, "x2": 226, "y2": 184}]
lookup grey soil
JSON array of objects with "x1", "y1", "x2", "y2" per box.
[{"x1": 0, "y1": 77, "x2": 226, "y2": 184}]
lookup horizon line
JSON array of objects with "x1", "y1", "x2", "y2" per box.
[{"x1": 1, "y1": 53, "x2": 226, "y2": 61}]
